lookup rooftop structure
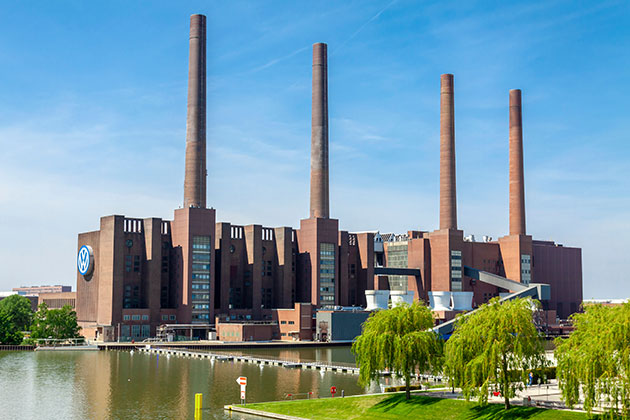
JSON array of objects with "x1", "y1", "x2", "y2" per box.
[{"x1": 13, "y1": 285, "x2": 71, "y2": 296}]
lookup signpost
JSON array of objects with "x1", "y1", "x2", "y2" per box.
[
  {"x1": 236, "y1": 376, "x2": 247, "y2": 404},
  {"x1": 330, "y1": 386, "x2": 337, "y2": 398}
]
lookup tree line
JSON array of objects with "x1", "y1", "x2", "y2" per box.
[
  {"x1": 0, "y1": 294, "x2": 81, "y2": 345},
  {"x1": 353, "y1": 296, "x2": 630, "y2": 416}
]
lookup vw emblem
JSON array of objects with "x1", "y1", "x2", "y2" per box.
[{"x1": 77, "y1": 245, "x2": 94, "y2": 279}]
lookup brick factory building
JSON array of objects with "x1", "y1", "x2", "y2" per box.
[{"x1": 75, "y1": 15, "x2": 582, "y2": 342}]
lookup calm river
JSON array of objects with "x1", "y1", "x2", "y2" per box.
[{"x1": 0, "y1": 347, "x2": 389, "y2": 419}]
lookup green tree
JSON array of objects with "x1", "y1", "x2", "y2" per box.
[
  {"x1": 0, "y1": 310, "x2": 23, "y2": 344},
  {"x1": 0, "y1": 294, "x2": 34, "y2": 331},
  {"x1": 444, "y1": 297, "x2": 545, "y2": 409},
  {"x1": 555, "y1": 302, "x2": 630, "y2": 417},
  {"x1": 352, "y1": 302, "x2": 443, "y2": 400},
  {"x1": 30, "y1": 303, "x2": 82, "y2": 342}
]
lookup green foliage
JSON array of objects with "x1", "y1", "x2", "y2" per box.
[
  {"x1": 0, "y1": 310, "x2": 23, "y2": 344},
  {"x1": 555, "y1": 302, "x2": 630, "y2": 418},
  {"x1": 444, "y1": 297, "x2": 546, "y2": 409},
  {"x1": 0, "y1": 294, "x2": 34, "y2": 331},
  {"x1": 351, "y1": 302, "x2": 443, "y2": 400},
  {"x1": 30, "y1": 303, "x2": 82, "y2": 341}
]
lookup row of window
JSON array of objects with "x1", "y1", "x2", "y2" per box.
[
  {"x1": 192, "y1": 283, "x2": 210, "y2": 289},
  {"x1": 123, "y1": 314, "x2": 149, "y2": 321},
  {"x1": 121, "y1": 324, "x2": 150, "y2": 338},
  {"x1": 280, "y1": 320, "x2": 295, "y2": 325}
]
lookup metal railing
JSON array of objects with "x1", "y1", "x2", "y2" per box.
[{"x1": 36, "y1": 338, "x2": 87, "y2": 347}]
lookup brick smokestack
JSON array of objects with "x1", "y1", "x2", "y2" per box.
[
  {"x1": 509, "y1": 89, "x2": 526, "y2": 235},
  {"x1": 440, "y1": 74, "x2": 457, "y2": 230},
  {"x1": 309, "y1": 43, "x2": 329, "y2": 219},
  {"x1": 183, "y1": 14, "x2": 207, "y2": 209}
]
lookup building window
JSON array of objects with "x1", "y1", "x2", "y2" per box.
[
  {"x1": 123, "y1": 315, "x2": 130, "y2": 321},
  {"x1": 142, "y1": 315, "x2": 149, "y2": 321},
  {"x1": 125, "y1": 255, "x2": 132, "y2": 273},
  {"x1": 169, "y1": 315, "x2": 176, "y2": 321},
  {"x1": 133, "y1": 255, "x2": 141, "y2": 272},
  {"x1": 131, "y1": 325, "x2": 140, "y2": 337},
  {"x1": 281, "y1": 320, "x2": 287, "y2": 325},
  {"x1": 131, "y1": 315, "x2": 140, "y2": 321},
  {"x1": 192, "y1": 236, "x2": 211, "y2": 323},
  {"x1": 387, "y1": 243, "x2": 408, "y2": 291},
  {"x1": 141, "y1": 324, "x2": 150, "y2": 337},
  {"x1": 521, "y1": 254, "x2": 531, "y2": 285},
  {"x1": 162, "y1": 315, "x2": 168, "y2": 321},
  {"x1": 319, "y1": 243, "x2": 336, "y2": 307},
  {"x1": 450, "y1": 250, "x2": 463, "y2": 291}
]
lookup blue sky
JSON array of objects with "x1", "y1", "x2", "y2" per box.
[{"x1": 0, "y1": 1, "x2": 628, "y2": 298}]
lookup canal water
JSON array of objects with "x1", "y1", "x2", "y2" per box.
[{"x1": 0, "y1": 347, "x2": 388, "y2": 420}]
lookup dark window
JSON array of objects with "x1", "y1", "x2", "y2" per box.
[{"x1": 125, "y1": 255, "x2": 132, "y2": 272}]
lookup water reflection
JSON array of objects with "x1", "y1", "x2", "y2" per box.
[{"x1": 0, "y1": 347, "x2": 377, "y2": 420}]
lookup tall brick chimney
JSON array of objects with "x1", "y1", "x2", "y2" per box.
[
  {"x1": 183, "y1": 14, "x2": 207, "y2": 209},
  {"x1": 509, "y1": 89, "x2": 526, "y2": 235},
  {"x1": 440, "y1": 74, "x2": 457, "y2": 230},
  {"x1": 309, "y1": 42, "x2": 329, "y2": 219}
]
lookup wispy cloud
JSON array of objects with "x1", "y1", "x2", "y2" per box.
[
  {"x1": 248, "y1": 45, "x2": 310, "y2": 73},
  {"x1": 332, "y1": 0, "x2": 398, "y2": 55}
]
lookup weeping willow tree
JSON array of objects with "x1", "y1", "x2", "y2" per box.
[
  {"x1": 351, "y1": 302, "x2": 443, "y2": 400},
  {"x1": 444, "y1": 297, "x2": 545, "y2": 410},
  {"x1": 555, "y1": 302, "x2": 630, "y2": 418}
]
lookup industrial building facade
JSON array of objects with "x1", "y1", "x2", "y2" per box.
[{"x1": 75, "y1": 15, "x2": 582, "y2": 342}]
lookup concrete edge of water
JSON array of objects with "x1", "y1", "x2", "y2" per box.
[{"x1": 224, "y1": 405, "x2": 310, "y2": 420}]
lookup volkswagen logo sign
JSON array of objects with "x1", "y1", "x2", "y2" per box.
[{"x1": 77, "y1": 245, "x2": 94, "y2": 280}]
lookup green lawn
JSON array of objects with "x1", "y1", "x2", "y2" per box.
[{"x1": 245, "y1": 393, "x2": 598, "y2": 420}]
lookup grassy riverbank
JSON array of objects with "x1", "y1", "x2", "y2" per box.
[{"x1": 246, "y1": 393, "x2": 596, "y2": 420}]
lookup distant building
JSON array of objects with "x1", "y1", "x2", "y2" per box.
[
  {"x1": 216, "y1": 303, "x2": 313, "y2": 342},
  {"x1": 316, "y1": 310, "x2": 371, "y2": 342},
  {"x1": 38, "y1": 292, "x2": 76, "y2": 310},
  {"x1": 583, "y1": 299, "x2": 629, "y2": 307},
  {"x1": 13, "y1": 285, "x2": 71, "y2": 296},
  {"x1": 75, "y1": 15, "x2": 583, "y2": 342}
]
